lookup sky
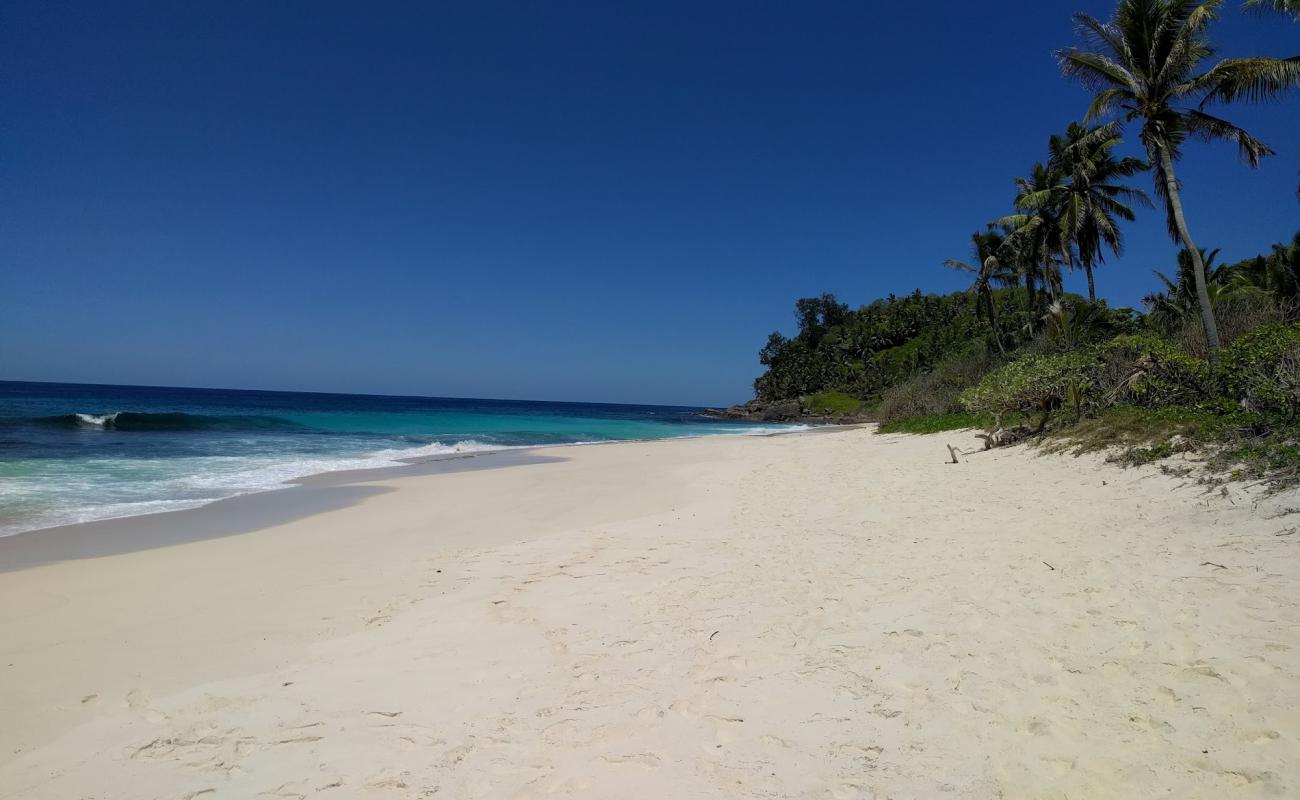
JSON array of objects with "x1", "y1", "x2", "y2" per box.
[{"x1": 2, "y1": 1, "x2": 1297, "y2": 406}]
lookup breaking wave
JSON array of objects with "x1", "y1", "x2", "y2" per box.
[{"x1": 30, "y1": 412, "x2": 305, "y2": 432}]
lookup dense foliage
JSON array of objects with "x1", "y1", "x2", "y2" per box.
[
  {"x1": 754, "y1": 290, "x2": 1039, "y2": 402},
  {"x1": 960, "y1": 352, "x2": 1094, "y2": 427},
  {"x1": 1217, "y1": 323, "x2": 1300, "y2": 418},
  {"x1": 750, "y1": 234, "x2": 1300, "y2": 484}
]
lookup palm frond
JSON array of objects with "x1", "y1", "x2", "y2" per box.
[
  {"x1": 1243, "y1": 0, "x2": 1300, "y2": 20},
  {"x1": 1184, "y1": 108, "x2": 1276, "y2": 165},
  {"x1": 1058, "y1": 50, "x2": 1140, "y2": 93},
  {"x1": 1198, "y1": 57, "x2": 1300, "y2": 105}
]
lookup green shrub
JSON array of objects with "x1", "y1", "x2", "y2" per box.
[
  {"x1": 874, "y1": 345, "x2": 1004, "y2": 424},
  {"x1": 960, "y1": 352, "x2": 1094, "y2": 427},
  {"x1": 877, "y1": 412, "x2": 999, "y2": 434},
  {"x1": 1216, "y1": 323, "x2": 1300, "y2": 417},
  {"x1": 1093, "y1": 335, "x2": 1211, "y2": 408},
  {"x1": 804, "y1": 391, "x2": 863, "y2": 416}
]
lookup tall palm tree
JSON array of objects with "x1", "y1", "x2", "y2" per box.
[
  {"x1": 1244, "y1": 0, "x2": 1300, "y2": 18},
  {"x1": 945, "y1": 230, "x2": 1016, "y2": 353},
  {"x1": 1048, "y1": 122, "x2": 1151, "y2": 302},
  {"x1": 1058, "y1": 0, "x2": 1300, "y2": 355}
]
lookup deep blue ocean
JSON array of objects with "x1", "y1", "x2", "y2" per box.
[{"x1": 0, "y1": 381, "x2": 797, "y2": 536}]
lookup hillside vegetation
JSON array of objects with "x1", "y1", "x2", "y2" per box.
[
  {"x1": 743, "y1": 1, "x2": 1298, "y2": 486},
  {"x1": 752, "y1": 234, "x2": 1300, "y2": 487}
]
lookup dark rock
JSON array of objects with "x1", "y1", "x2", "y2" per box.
[{"x1": 701, "y1": 397, "x2": 870, "y2": 425}]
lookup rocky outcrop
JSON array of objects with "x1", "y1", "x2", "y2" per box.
[
  {"x1": 703, "y1": 398, "x2": 804, "y2": 422},
  {"x1": 702, "y1": 398, "x2": 871, "y2": 425}
]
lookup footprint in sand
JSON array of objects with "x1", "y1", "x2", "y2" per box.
[
  {"x1": 125, "y1": 688, "x2": 168, "y2": 723},
  {"x1": 442, "y1": 743, "x2": 474, "y2": 766},
  {"x1": 365, "y1": 771, "x2": 411, "y2": 791},
  {"x1": 601, "y1": 752, "x2": 662, "y2": 768}
]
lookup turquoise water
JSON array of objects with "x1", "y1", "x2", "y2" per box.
[{"x1": 0, "y1": 381, "x2": 797, "y2": 535}]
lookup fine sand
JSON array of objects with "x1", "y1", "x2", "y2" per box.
[{"x1": 1, "y1": 427, "x2": 1298, "y2": 798}]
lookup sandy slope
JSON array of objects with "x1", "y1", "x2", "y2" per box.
[{"x1": 1, "y1": 427, "x2": 1298, "y2": 799}]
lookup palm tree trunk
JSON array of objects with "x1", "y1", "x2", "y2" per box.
[
  {"x1": 1043, "y1": 256, "x2": 1059, "y2": 303},
  {"x1": 985, "y1": 289, "x2": 1005, "y2": 355},
  {"x1": 1085, "y1": 262, "x2": 1096, "y2": 303},
  {"x1": 1157, "y1": 145, "x2": 1221, "y2": 355}
]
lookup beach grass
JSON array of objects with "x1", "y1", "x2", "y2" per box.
[{"x1": 805, "y1": 390, "x2": 864, "y2": 416}]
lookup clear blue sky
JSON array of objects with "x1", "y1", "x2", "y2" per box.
[{"x1": 3, "y1": 1, "x2": 1296, "y2": 406}]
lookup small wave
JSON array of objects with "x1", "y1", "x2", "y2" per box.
[
  {"x1": 171, "y1": 440, "x2": 517, "y2": 493},
  {"x1": 733, "y1": 423, "x2": 812, "y2": 435},
  {"x1": 29, "y1": 412, "x2": 305, "y2": 433},
  {"x1": 367, "y1": 439, "x2": 519, "y2": 462},
  {"x1": 74, "y1": 412, "x2": 117, "y2": 427}
]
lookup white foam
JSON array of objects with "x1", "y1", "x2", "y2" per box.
[
  {"x1": 0, "y1": 428, "x2": 809, "y2": 538},
  {"x1": 74, "y1": 412, "x2": 118, "y2": 427},
  {"x1": 728, "y1": 424, "x2": 812, "y2": 436},
  {"x1": 366, "y1": 439, "x2": 519, "y2": 462},
  {"x1": 167, "y1": 440, "x2": 511, "y2": 496}
]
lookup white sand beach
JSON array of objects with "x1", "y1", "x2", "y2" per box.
[{"x1": 2, "y1": 427, "x2": 1298, "y2": 799}]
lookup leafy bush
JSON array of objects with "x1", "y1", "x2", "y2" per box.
[
  {"x1": 1092, "y1": 335, "x2": 1211, "y2": 408},
  {"x1": 873, "y1": 371, "x2": 959, "y2": 422},
  {"x1": 960, "y1": 352, "x2": 1094, "y2": 427},
  {"x1": 877, "y1": 412, "x2": 1000, "y2": 434},
  {"x1": 1177, "y1": 293, "x2": 1286, "y2": 357},
  {"x1": 875, "y1": 345, "x2": 1004, "y2": 424},
  {"x1": 1216, "y1": 323, "x2": 1300, "y2": 417}
]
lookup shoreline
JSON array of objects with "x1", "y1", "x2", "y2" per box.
[
  {"x1": 0, "y1": 423, "x2": 814, "y2": 552},
  {"x1": 3, "y1": 427, "x2": 1298, "y2": 798},
  {"x1": 0, "y1": 449, "x2": 564, "y2": 572}
]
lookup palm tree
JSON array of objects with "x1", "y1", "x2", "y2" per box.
[
  {"x1": 945, "y1": 230, "x2": 1017, "y2": 353},
  {"x1": 1048, "y1": 122, "x2": 1151, "y2": 303},
  {"x1": 1221, "y1": 232, "x2": 1300, "y2": 300},
  {"x1": 1244, "y1": 0, "x2": 1300, "y2": 18},
  {"x1": 999, "y1": 163, "x2": 1067, "y2": 311},
  {"x1": 1142, "y1": 246, "x2": 1226, "y2": 331},
  {"x1": 1265, "y1": 232, "x2": 1300, "y2": 296},
  {"x1": 1058, "y1": 0, "x2": 1300, "y2": 355}
]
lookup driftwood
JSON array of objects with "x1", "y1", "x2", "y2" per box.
[
  {"x1": 975, "y1": 426, "x2": 1032, "y2": 450},
  {"x1": 946, "y1": 444, "x2": 961, "y2": 464},
  {"x1": 975, "y1": 412, "x2": 1033, "y2": 450}
]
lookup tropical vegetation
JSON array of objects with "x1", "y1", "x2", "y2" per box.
[
  {"x1": 745, "y1": 0, "x2": 1300, "y2": 488},
  {"x1": 1058, "y1": 0, "x2": 1298, "y2": 354}
]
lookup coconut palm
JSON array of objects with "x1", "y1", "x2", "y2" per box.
[
  {"x1": 1058, "y1": 0, "x2": 1300, "y2": 355},
  {"x1": 945, "y1": 230, "x2": 1017, "y2": 353},
  {"x1": 1142, "y1": 246, "x2": 1226, "y2": 331},
  {"x1": 1244, "y1": 0, "x2": 1300, "y2": 18},
  {"x1": 1221, "y1": 232, "x2": 1300, "y2": 300},
  {"x1": 1265, "y1": 232, "x2": 1300, "y2": 296},
  {"x1": 1048, "y1": 122, "x2": 1152, "y2": 303},
  {"x1": 998, "y1": 163, "x2": 1068, "y2": 311}
]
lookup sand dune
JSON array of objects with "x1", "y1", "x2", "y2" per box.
[{"x1": 2, "y1": 427, "x2": 1298, "y2": 798}]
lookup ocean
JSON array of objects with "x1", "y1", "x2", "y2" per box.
[{"x1": 0, "y1": 381, "x2": 798, "y2": 536}]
